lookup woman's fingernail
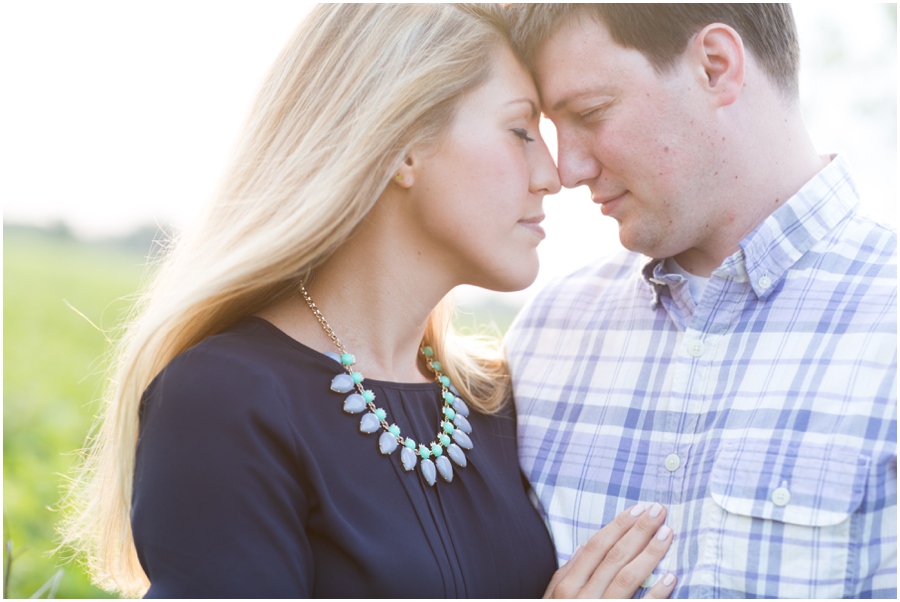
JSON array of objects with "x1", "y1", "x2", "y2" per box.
[
  {"x1": 630, "y1": 503, "x2": 647, "y2": 516},
  {"x1": 662, "y1": 573, "x2": 675, "y2": 586},
  {"x1": 569, "y1": 545, "x2": 583, "y2": 562},
  {"x1": 656, "y1": 525, "x2": 672, "y2": 541},
  {"x1": 649, "y1": 502, "x2": 663, "y2": 518}
]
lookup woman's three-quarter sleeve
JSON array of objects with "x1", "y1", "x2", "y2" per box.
[{"x1": 132, "y1": 345, "x2": 314, "y2": 598}]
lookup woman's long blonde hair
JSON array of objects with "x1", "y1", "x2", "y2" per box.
[{"x1": 58, "y1": 4, "x2": 518, "y2": 596}]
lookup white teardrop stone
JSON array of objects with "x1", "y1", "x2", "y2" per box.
[
  {"x1": 453, "y1": 414, "x2": 472, "y2": 434},
  {"x1": 401, "y1": 447, "x2": 417, "y2": 471},
  {"x1": 452, "y1": 429, "x2": 473, "y2": 450},
  {"x1": 436, "y1": 456, "x2": 453, "y2": 483},
  {"x1": 330, "y1": 373, "x2": 355, "y2": 393},
  {"x1": 343, "y1": 393, "x2": 366, "y2": 413},
  {"x1": 420, "y1": 458, "x2": 437, "y2": 486},
  {"x1": 453, "y1": 397, "x2": 470, "y2": 417},
  {"x1": 447, "y1": 443, "x2": 467, "y2": 467},
  {"x1": 378, "y1": 431, "x2": 398, "y2": 455},
  {"x1": 324, "y1": 351, "x2": 343, "y2": 364},
  {"x1": 359, "y1": 413, "x2": 380, "y2": 433}
]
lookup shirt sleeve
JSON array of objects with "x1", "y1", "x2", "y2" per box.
[{"x1": 132, "y1": 344, "x2": 314, "y2": 598}]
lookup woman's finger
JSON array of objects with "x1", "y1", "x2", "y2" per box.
[
  {"x1": 600, "y1": 523, "x2": 673, "y2": 599},
  {"x1": 644, "y1": 572, "x2": 677, "y2": 599},
  {"x1": 551, "y1": 504, "x2": 651, "y2": 596},
  {"x1": 581, "y1": 503, "x2": 668, "y2": 596},
  {"x1": 542, "y1": 545, "x2": 582, "y2": 598}
]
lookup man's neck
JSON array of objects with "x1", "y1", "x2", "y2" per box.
[{"x1": 674, "y1": 106, "x2": 827, "y2": 277}]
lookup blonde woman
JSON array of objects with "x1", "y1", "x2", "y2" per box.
[{"x1": 60, "y1": 4, "x2": 675, "y2": 598}]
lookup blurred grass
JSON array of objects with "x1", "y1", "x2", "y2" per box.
[{"x1": 4, "y1": 226, "x2": 146, "y2": 598}]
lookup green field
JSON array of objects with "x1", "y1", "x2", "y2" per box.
[
  {"x1": 4, "y1": 227, "x2": 145, "y2": 598},
  {"x1": 3, "y1": 225, "x2": 520, "y2": 597}
]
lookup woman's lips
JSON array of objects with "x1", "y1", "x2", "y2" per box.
[{"x1": 518, "y1": 215, "x2": 546, "y2": 239}]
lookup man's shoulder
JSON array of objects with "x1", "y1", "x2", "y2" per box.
[
  {"x1": 507, "y1": 249, "x2": 648, "y2": 340},
  {"x1": 839, "y1": 210, "x2": 896, "y2": 256},
  {"x1": 814, "y1": 208, "x2": 897, "y2": 280}
]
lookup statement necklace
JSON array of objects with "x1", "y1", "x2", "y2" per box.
[{"x1": 299, "y1": 282, "x2": 473, "y2": 486}]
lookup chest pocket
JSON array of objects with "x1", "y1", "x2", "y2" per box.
[{"x1": 702, "y1": 439, "x2": 870, "y2": 598}]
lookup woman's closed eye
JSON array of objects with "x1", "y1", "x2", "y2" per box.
[{"x1": 511, "y1": 128, "x2": 535, "y2": 143}]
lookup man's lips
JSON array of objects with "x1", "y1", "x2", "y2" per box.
[{"x1": 592, "y1": 192, "x2": 628, "y2": 216}]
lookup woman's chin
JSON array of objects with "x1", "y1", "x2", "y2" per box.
[{"x1": 472, "y1": 261, "x2": 540, "y2": 294}]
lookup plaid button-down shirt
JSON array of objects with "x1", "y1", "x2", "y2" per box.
[{"x1": 506, "y1": 156, "x2": 897, "y2": 598}]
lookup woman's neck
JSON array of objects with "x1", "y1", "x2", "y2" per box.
[{"x1": 258, "y1": 200, "x2": 454, "y2": 383}]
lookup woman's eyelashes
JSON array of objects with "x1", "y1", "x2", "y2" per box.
[{"x1": 511, "y1": 128, "x2": 535, "y2": 143}]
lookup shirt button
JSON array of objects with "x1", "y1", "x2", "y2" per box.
[
  {"x1": 687, "y1": 340, "x2": 705, "y2": 357},
  {"x1": 641, "y1": 574, "x2": 659, "y2": 589},
  {"x1": 772, "y1": 486, "x2": 791, "y2": 506},
  {"x1": 664, "y1": 454, "x2": 681, "y2": 472},
  {"x1": 758, "y1": 275, "x2": 772, "y2": 290}
]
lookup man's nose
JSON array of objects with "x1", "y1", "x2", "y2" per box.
[{"x1": 556, "y1": 130, "x2": 599, "y2": 189}]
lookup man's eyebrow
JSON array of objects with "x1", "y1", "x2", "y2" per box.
[
  {"x1": 504, "y1": 98, "x2": 539, "y2": 120},
  {"x1": 551, "y1": 87, "x2": 619, "y2": 113}
]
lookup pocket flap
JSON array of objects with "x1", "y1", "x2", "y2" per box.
[{"x1": 710, "y1": 439, "x2": 870, "y2": 527}]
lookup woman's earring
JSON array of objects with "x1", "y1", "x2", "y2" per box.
[{"x1": 395, "y1": 173, "x2": 403, "y2": 181}]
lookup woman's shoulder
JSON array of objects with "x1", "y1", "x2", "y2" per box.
[{"x1": 141, "y1": 317, "x2": 333, "y2": 430}]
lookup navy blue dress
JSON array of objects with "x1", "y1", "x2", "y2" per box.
[{"x1": 132, "y1": 317, "x2": 556, "y2": 598}]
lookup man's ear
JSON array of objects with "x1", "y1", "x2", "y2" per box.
[
  {"x1": 688, "y1": 23, "x2": 745, "y2": 108},
  {"x1": 392, "y1": 155, "x2": 416, "y2": 188}
]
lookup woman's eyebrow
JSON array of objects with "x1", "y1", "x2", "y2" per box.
[{"x1": 504, "y1": 98, "x2": 539, "y2": 120}]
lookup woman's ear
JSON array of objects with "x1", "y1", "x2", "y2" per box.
[
  {"x1": 392, "y1": 156, "x2": 416, "y2": 188},
  {"x1": 689, "y1": 23, "x2": 745, "y2": 108}
]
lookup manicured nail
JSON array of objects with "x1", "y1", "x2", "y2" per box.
[
  {"x1": 656, "y1": 525, "x2": 672, "y2": 541},
  {"x1": 649, "y1": 502, "x2": 663, "y2": 518},
  {"x1": 630, "y1": 503, "x2": 647, "y2": 516},
  {"x1": 662, "y1": 573, "x2": 675, "y2": 586}
]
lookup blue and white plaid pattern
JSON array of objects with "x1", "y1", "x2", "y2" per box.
[{"x1": 506, "y1": 156, "x2": 897, "y2": 598}]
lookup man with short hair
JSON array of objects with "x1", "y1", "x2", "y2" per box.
[{"x1": 504, "y1": 4, "x2": 896, "y2": 598}]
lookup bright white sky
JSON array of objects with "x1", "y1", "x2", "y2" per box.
[{"x1": 2, "y1": 2, "x2": 896, "y2": 305}]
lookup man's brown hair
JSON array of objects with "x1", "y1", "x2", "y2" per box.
[{"x1": 507, "y1": 3, "x2": 800, "y2": 98}]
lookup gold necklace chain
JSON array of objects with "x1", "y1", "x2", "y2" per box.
[{"x1": 298, "y1": 281, "x2": 345, "y2": 352}]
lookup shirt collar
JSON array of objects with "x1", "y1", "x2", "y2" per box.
[{"x1": 642, "y1": 154, "x2": 860, "y2": 304}]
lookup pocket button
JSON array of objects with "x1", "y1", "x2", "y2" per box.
[{"x1": 772, "y1": 486, "x2": 791, "y2": 507}]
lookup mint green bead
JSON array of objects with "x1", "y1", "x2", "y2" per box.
[
  {"x1": 419, "y1": 445, "x2": 432, "y2": 459},
  {"x1": 443, "y1": 407, "x2": 456, "y2": 420},
  {"x1": 362, "y1": 390, "x2": 375, "y2": 403},
  {"x1": 442, "y1": 421, "x2": 455, "y2": 434},
  {"x1": 432, "y1": 444, "x2": 443, "y2": 457},
  {"x1": 374, "y1": 408, "x2": 387, "y2": 421},
  {"x1": 443, "y1": 391, "x2": 455, "y2": 404},
  {"x1": 430, "y1": 361, "x2": 442, "y2": 372},
  {"x1": 439, "y1": 375, "x2": 450, "y2": 387},
  {"x1": 440, "y1": 434, "x2": 451, "y2": 446},
  {"x1": 351, "y1": 372, "x2": 364, "y2": 384},
  {"x1": 389, "y1": 425, "x2": 401, "y2": 437},
  {"x1": 341, "y1": 353, "x2": 355, "y2": 366},
  {"x1": 422, "y1": 346, "x2": 434, "y2": 357},
  {"x1": 404, "y1": 438, "x2": 416, "y2": 449}
]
